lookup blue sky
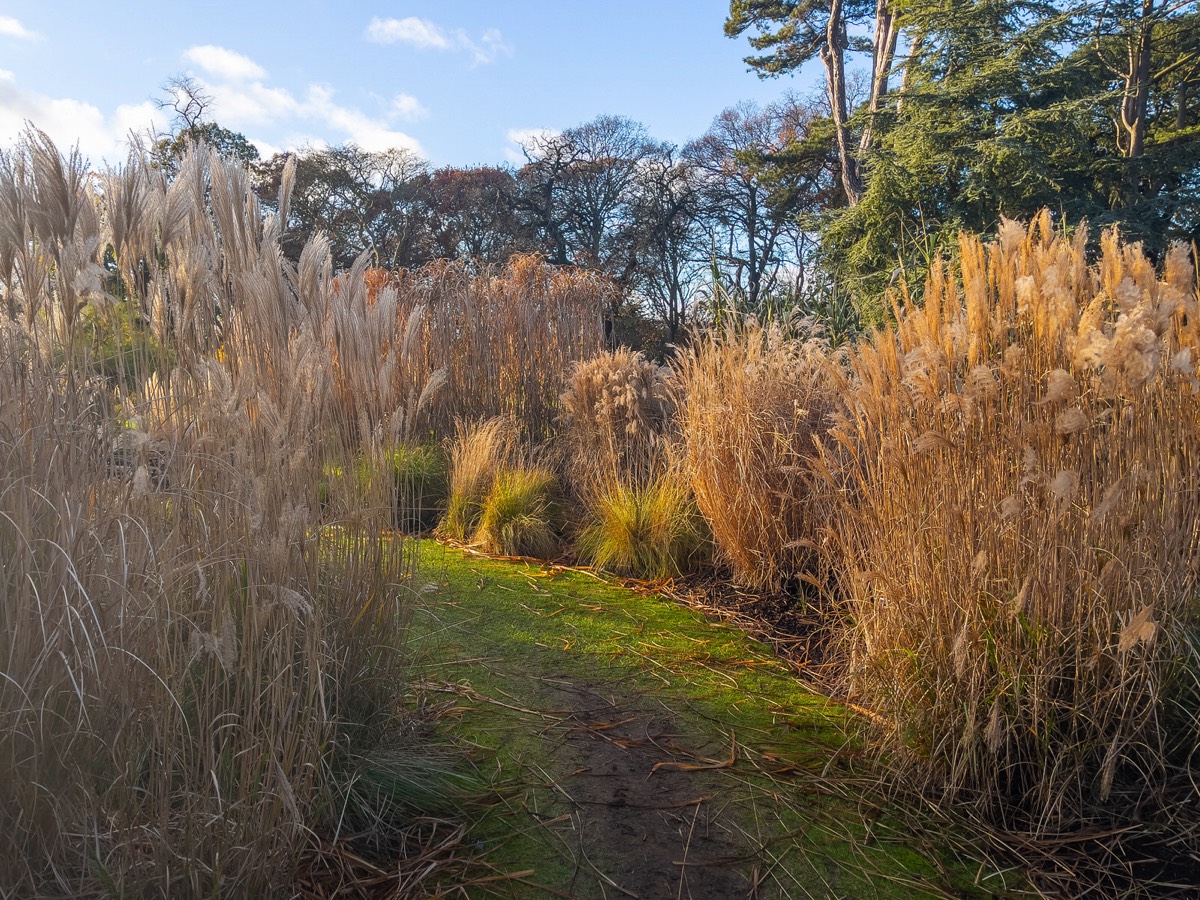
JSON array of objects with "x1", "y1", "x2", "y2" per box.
[{"x1": 0, "y1": 1, "x2": 823, "y2": 168}]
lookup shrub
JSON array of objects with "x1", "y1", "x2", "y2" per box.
[
  {"x1": 387, "y1": 443, "x2": 448, "y2": 532},
  {"x1": 577, "y1": 478, "x2": 708, "y2": 580},
  {"x1": 321, "y1": 443, "x2": 448, "y2": 532},
  {"x1": 74, "y1": 299, "x2": 175, "y2": 387},
  {"x1": 474, "y1": 467, "x2": 561, "y2": 558},
  {"x1": 674, "y1": 322, "x2": 834, "y2": 590},
  {"x1": 816, "y1": 213, "x2": 1200, "y2": 842}
]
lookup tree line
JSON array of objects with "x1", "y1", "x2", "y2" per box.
[
  {"x1": 154, "y1": 0, "x2": 1199, "y2": 341},
  {"x1": 729, "y1": 0, "x2": 1199, "y2": 314}
]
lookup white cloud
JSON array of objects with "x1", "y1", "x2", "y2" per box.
[
  {"x1": 0, "y1": 44, "x2": 425, "y2": 166},
  {"x1": 471, "y1": 28, "x2": 510, "y2": 65},
  {"x1": 184, "y1": 44, "x2": 267, "y2": 82},
  {"x1": 365, "y1": 16, "x2": 511, "y2": 65},
  {"x1": 301, "y1": 84, "x2": 421, "y2": 154},
  {"x1": 180, "y1": 46, "x2": 424, "y2": 156},
  {"x1": 505, "y1": 127, "x2": 559, "y2": 163},
  {"x1": 0, "y1": 16, "x2": 39, "y2": 41},
  {"x1": 0, "y1": 72, "x2": 165, "y2": 163},
  {"x1": 365, "y1": 16, "x2": 450, "y2": 50},
  {"x1": 391, "y1": 93, "x2": 427, "y2": 121}
]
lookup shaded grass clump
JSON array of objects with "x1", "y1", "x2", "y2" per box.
[
  {"x1": 321, "y1": 443, "x2": 448, "y2": 532},
  {"x1": 474, "y1": 467, "x2": 561, "y2": 558},
  {"x1": 439, "y1": 417, "x2": 520, "y2": 541},
  {"x1": 815, "y1": 212, "x2": 1200, "y2": 871},
  {"x1": 577, "y1": 478, "x2": 708, "y2": 580}
]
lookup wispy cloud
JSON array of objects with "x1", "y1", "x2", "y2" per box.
[
  {"x1": 0, "y1": 16, "x2": 39, "y2": 41},
  {"x1": 184, "y1": 45, "x2": 267, "y2": 82},
  {"x1": 391, "y1": 93, "x2": 427, "y2": 121},
  {"x1": 182, "y1": 45, "x2": 425, "y2": 155},
  {"x1": 365, "y1": 16, "x2": 512, "y2": 65},
  {"x1": 365, "y1": 16, "x2": 449, "y2": 50},
  {"x1": 0, "y1": 70, "x2": 166, "y2": 163}
]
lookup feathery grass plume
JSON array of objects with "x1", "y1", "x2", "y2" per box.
[
  {"x1": 559, "y1": 348, "x2": 676, "y2": 499},
  {"x1": 816, "y1": 212, "x2": 1200, "y2": 874},
  {"x1": 473, "y1": 466, "x2": 562, "y2": 558},
  {"x1": 577, "y1": 476, "x2": 708, "y2": 580},
  {"x1": 439, "y1": 416, "x2": 522, "y2": 541},
  {"x1": 0, "y1": 130, "x2": 441, "y2": 896},
  {"x1": 673, "y1": 319, "x2": 835, "y2": 590}
]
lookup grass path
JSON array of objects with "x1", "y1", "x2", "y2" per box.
[{"x1": 407, "y1": 541, "x2": 1019, "y2": 899}]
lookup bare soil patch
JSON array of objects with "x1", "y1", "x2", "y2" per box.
[{"x1": 539, "y1": 677, "x2": 752, "y2": 899}]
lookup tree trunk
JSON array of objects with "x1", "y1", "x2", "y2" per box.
[
  {"x1": 822, "y1": 0, "x2": 863, "y2": 205},
  {"x1": 896, "y1": 28, "x2": 926, "y2": 116},
  {"x1": 859, "y1": 0, "x2": 901, "y2": 157},
  {"x1": 1119, "y1": 3, "x2": 1156, "y2": 160}
]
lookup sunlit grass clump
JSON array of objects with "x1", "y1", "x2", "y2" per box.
[
  {"x1": 439, "y1": 417, "x2": 520, "y2": 541},
  {"x1": 577, "y1": 478, "x2": 708, "y2": 580},
  {"x1": 474, "y1": 467, "x2": 561, "y2": 558},
  {"x1": 816, "y1": 212, "x2": 1200, "y2": 846}
]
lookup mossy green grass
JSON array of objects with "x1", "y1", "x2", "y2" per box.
[{"x1": 407, "y1": 541, "x2": 1021, "y2": 898}]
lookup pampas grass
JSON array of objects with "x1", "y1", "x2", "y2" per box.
[
  {"x1": 815, "y1": 212, "x2": 1200, "y2": 849},
  {"x1": 366, "y1": 257, "x2": 608, "y2": 438},
  {"x1": 674, "y1": 321, "x2": 834, "y2": 590},
  {"x1": 559, "y1": 348, "x2": 675, "y2": 498},
  {"x1": 0, "y1": 130, "x2": 437, "y2": 897}
]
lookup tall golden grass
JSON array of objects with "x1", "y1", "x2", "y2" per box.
[
  {"x1": 674, "y1": 322, "x2": 835, "y2": 590},
  {"x1": 0, "y1": 131, "x2": 427, "y2": 896},
  {"x1": 367, "y1": 256, "x2": 609, "y2": 439},
  {"x1": 815, "y1": 212, "x2": 1200, "y2": 842}
]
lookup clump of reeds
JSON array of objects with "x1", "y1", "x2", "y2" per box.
[
  {"x1": 367, "y1": 255, "x2": 609, "y2": 439},
  {"x1": 673, "y1": 322, "x2": 834, "y2": 590},
  {"x1": 559, "y1": 348, "x2": 675, "y2": 497},
  {"x1": 815, "y1": 211, "x2": 1200, "y2": 847},
  {"x1": 388, "y1": 442, "x2": 449, "y2": 532},
  {"x1": 0, "y1": 130, "x2": 438, "y2": 896}
]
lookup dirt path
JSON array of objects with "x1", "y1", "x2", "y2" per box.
[{"x1": 523, "y1": 677, "x2": 752, "y2": 899}]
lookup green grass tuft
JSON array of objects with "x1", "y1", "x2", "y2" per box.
[
  {"x1": 577, "y1": 478, "x2": 708, "y2": 580},
  {"x1": 473, "y1": 468, "x2": 560, "y2": 558}
]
